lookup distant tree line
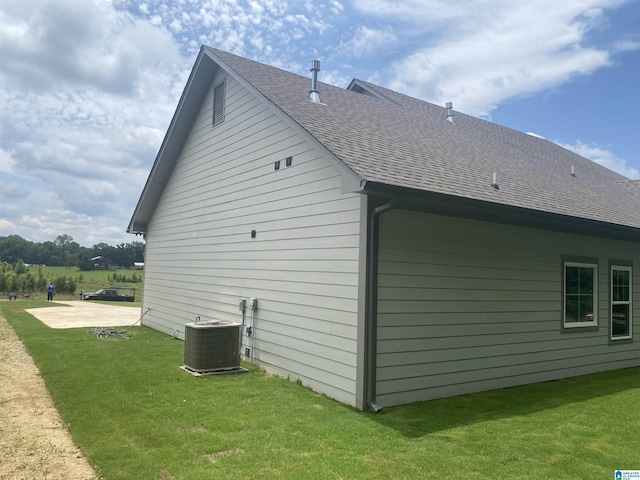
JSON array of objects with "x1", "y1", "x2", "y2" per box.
[
  {"x1": 0, "y1": 234, "x2": 145, "y2": 270},
  {"x1": 0, "y1": 260, "x2": 77, "y2": 295},
  {"x1": 0, "y1": 259, "x2": 144, "y2": 297}
]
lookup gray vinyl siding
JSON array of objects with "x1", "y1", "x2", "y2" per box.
[
  {"x1": 375, "y1": 209, "x2": 640, "y2": 407},
  {"x1": 142, "y1": 72, "x2": 363, "y2": 406}
]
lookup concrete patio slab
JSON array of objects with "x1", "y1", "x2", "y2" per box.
[{"x1": 26, "y1": 301, "x2": 142, "y2": 329}]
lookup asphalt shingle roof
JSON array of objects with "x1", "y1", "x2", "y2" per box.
[{"x1": 205, "y1": 47, "x2": 640, "y2": 230}]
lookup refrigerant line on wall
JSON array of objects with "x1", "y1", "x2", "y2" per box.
[
  {"x1": 250, "y1": 307, "x2": 256, "y2": 365},
  {"x1": 239, "y1": 300, "x2": 246, "y2": 354},
  {"x1": 238, "y1": 297, "x2": 258, "y2": 365},
  {"x1": 248, "y1": 298, "x2": 258, "y2": 365}
]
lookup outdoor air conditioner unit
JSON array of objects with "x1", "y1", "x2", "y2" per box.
[{"x1": 183, "y1": 320, "x2": 240, "y2": 373}]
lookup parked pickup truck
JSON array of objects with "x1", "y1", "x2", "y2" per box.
[{"x1": 82, "y1": 288, "x2": 135, "y2": 302}]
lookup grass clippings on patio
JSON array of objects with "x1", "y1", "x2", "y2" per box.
[{"x1": 2, "y1": 299, "x2": 639, "y2": 480}]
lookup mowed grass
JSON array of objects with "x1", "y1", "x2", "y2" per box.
[
  {"x1": 2, "y1": 299, "x2": 639, "y2": 480},
  {"x1": 14, "y1": 265, "x2": 142, "y2": 306}
]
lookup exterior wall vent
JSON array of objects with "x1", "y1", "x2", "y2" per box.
[
  {"x1": 213, "y1": 81, "x2": 226, "y2": 126},
  {"x1": 183, "y1": 320, "x2": 241, "y2": 373}
]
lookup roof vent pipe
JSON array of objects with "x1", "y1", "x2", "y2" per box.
[
  {"x1": 309, "y1": 60, "x2": 321, "y2": 103},
  {"x1": 446, "y1": 102, "x2": 455, "y2": 123},
  {"x1": 491, "y1": 172, "x2": 500, "y2": 191}
]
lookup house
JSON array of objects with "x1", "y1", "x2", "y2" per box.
[
  {"x1": 128, "y1": 46, "x2": 640, "y2": 410},
  {"x1": 90, "y1": 256, "x2": 115, "y2": 271}
]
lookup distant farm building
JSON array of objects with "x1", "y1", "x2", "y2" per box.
[{"x1": 91, "y1": 256, "x2": 115, "y2": 270}]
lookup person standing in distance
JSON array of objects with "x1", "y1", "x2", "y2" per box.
[{"x1": 47, "y1": 282, "x2": 55, "y2": 301}]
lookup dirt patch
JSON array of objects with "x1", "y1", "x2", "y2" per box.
[{"x1": 0, "y1": 313, "x2": 97, "y2": 480}]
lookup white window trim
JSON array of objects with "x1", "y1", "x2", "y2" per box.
[
  {"x1": 564, "y1": 261, "x2": 598, "y2": 328},
  {"x1": 611, "y1": 265, "x2": 632, "y2": 340}
]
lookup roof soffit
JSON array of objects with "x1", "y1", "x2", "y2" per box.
[{"x1": 364, "y1": 182, "x2": 640, "y2": 243}]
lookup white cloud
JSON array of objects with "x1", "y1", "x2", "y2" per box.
[
  {"x1": 0, "y1": 180, "x2": 29, "y2": 201},
  {"x1": 352, "y1": 0, "x2": 468, "y2": 24},
  {"x1": 351, "y1": 1, "x2": 634, "y2": 116},
  {"x1": 20, "y1": 216, "x2": 47, "y2": 229},
  {"x1": 0, "y1": 148, "x2": 13, "y2": 173},
  {"x1": 559, "y1": 141, "x2": 640, "y2": 179},
  {"x1": 343, "y1": 26, "x2": 397, "y2": 58},
  {"x1": 613, "y1": 39, "x2": 640, "y2": 53},
  {"x1": 330, "y1": 0, "x2": 344, "y2": 15},
  {"x1": 0, "y1": 0, "x2": 187, "y2": 246},
  {"x1": 0, "y1": 218, "x2": 17, "y2": 234}
]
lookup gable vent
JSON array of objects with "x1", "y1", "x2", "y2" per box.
[{"x1": 213, "y1": 81, "x2": 226, "y2": 125}]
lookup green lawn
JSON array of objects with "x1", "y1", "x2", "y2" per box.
[
  {"x1": 2, "y1": 299, "x2": 639, "y2": 479},
  {"x1": 5, "y1": 265, "x2": 143, "y2": 307}
]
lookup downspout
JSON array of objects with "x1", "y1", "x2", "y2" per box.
[{"x1": 365, "y1": 195, "x2": 395, "y2": 412}]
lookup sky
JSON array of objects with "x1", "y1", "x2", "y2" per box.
[{"x1": 0, "y1": 0, "x2": 638, "y2": 247}]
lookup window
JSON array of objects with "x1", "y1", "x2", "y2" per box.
[
  {"x1": 611, "y1": 265, "x2": 632, "y2": 339},
  {"x1": 564, "y1": 262, "x2": 598, "y2": 328},
  {"x1": 212, "y1": 81, "x2": 225, "y2": 126}
]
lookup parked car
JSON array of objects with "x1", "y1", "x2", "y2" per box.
[{"x1": 82, "y1": 288, "x2": 135, "y2": 302}]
